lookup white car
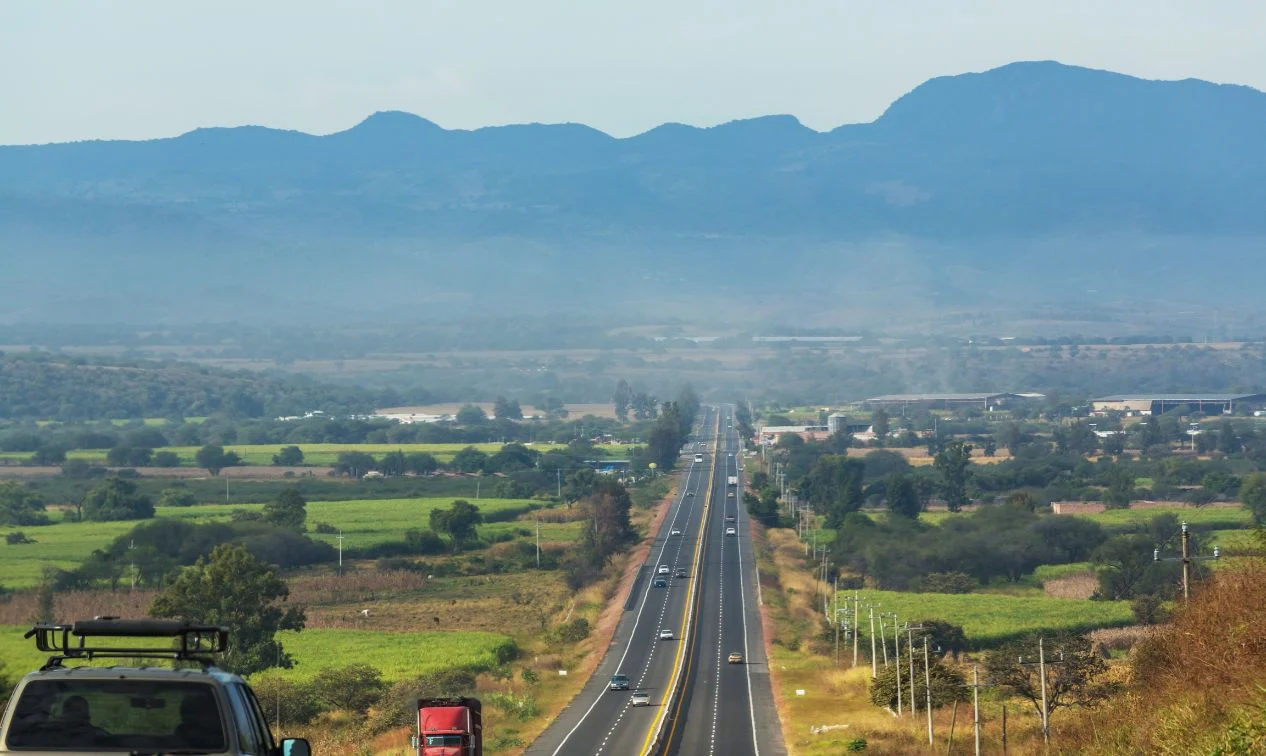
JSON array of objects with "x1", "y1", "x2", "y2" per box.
[
  {"x1": 658, "y1": 564, "x2": 670, "y2": 574},
  {"x1": 725, "y1": 527, "x2": 737, "y2": 536},
  {"x1": 659, "y1": 629, "x2": 674, "y2": 640},
  {"x1": 631, "y1": 690, "x2": 651, "y2": 706},
  {"x1": 670, "y1": 529, "x2": 682, "y2": 536}
]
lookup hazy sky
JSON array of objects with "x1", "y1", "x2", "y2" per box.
[{"x1": 2, "y1": 1, "x2": 1264, "y2": 144}]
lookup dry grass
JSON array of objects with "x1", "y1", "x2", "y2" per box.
[
  {"x1": 1062, "y1": 559, "x2": 1266, "y2": 754},
  {"x1": 1042, "y1": 572, "x2": 1098, "y2": 600},
  {"x1": 0, "y1": 588, "x2": 157, "y2": 626}
]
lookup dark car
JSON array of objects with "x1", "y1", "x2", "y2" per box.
[
  {"x1": 652, "y1": 578, "x2": 668, "y2": 588},
  {"x1": 609, "y1": 674, "x2": 631, "y2": 690},
  {"x1": 675, "y1": 568, "x2": 688, "y2": 578}
]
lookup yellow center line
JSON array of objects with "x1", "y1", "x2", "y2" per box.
[{"x1": 640, "y1": 411, "x2": 722, "y2": 756}]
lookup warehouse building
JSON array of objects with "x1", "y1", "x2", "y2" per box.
[
  {"x1": 863, "y1": 393, "x2": 1041, "y2": 413},
  {"x1": 1090, "y1": 394, "x2": 1266, "y2": 417}
]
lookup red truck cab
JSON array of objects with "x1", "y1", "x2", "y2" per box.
[{"x1": 417, "y1": 697, "x2": 482, "y2": 756}]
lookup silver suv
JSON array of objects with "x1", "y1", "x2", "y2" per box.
[{"x1": 0, "y1": 618, "x2": 311, "y2": 756}]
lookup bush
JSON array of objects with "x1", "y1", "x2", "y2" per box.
[
  {"x1": 309, "y1": 664, "x2": 386, "y2": 715},
  {"x1": 249, "y1": 676, "x2": 321, "y2": 725},
  {"x1": 158, "y1": 488, "x2": 197, "y2": 507},
  {"x1": 405, "y1": 529, "x2": 447, "y2": 555},
  {"x1": 868, "y1": 658, "x2": 967, "y2": 710},
  {"x1": 548, "y1": 618, "x2": 590, "y2": 644},
  {"x1": 152, "y1": 451, "x2": 182, "y2": 468},
  {"x1": 313, "y1": 522, "x2": 337, "y2": 534},
  {"x1": 916, "y1": 571, "x2": 977, "y2": 594},
  {"x1": 375, "y1": 557, "x2": 429, "y2": 573},
  {"x1": 370, "y1": 668, "x2": 478, "y2": 731},
  {"x1": 5, "y1": 531, "x2": 36, "y2": 545},
  {"x1": 1130, "y1": 594, "x2": 1171, "y2": 625},
  {"x1": 81, "y1": 477, "x2": 154, "y2": 521}
]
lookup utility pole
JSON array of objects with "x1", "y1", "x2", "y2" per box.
[
  {"x1": 1153, "y1": 520, "x2": 1219, "y2": 602},
  {"x1": 924, "y1": 636, "x2": 934, "y2": 746},
  {"x1": 870, "y1": 606, "x2": 879, "y2": 678},
  {"x1": 556, "y1": 468, "x2": 562, "y2": 499},
  {"x1": 535, "y1": 513, "x2": 541, "y2": 568},
  {"x1": 907, "y1": 624, "x2": 927, "y2": 719},
  {"x1": 853, "y1": 593, "x2": 860, "y2": 667},
  {"x1": 1018, "y1": 636, "x2": 1066, "y2": 746},
  {"x1": 964, "y1": 664, "x2": 991, "y2": 756},
  {"x1": 336, "y1": 530, "x2": 345, "y2": 569},
  {"x1": 878, "y1": 613, "x2": 890, "y2": 667},
  {"x1": 128, "y1": 539, "x2": 136, "y2": 593},
  {"x1": 892, "y1": 618, "x2": 903, "y2": 715}
]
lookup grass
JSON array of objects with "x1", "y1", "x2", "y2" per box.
[
  {"x1": 837, "y1": 589, "x2": 1134, "y2": 647},
  {"x1": 0, "y1": 498, "x2": 549, "y2": 589},
  {"x1": 918, "y1": 506, "x2": 1254, "y2": 531},
  {"x1": 0, "y1": 442, "x2": 566, "y2": 467},
  {"x1": 0, "y1": 625, "x2": 515, "y2": 685}
]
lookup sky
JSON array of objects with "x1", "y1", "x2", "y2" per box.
[{"x1": 2, "y1": 0, "x2": 1264, "y2": 145}]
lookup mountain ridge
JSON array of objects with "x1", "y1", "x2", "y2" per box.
[{"x1": 3, "y1": 60, "x2": 1265, "y2": 325}]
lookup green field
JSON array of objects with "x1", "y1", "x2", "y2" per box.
[
  {"x1": 919, "y1": 506, "x2": 1253, "y2": 531},
  {"x1": 0, "y1": 497, "x2": 554, "y2": 589},
  {"x1": 836, "y1": 589, "x2": 1134, "y2": 647},
  {"x1": 0, "y1": 442, "x2": 568, "y2": 467},
  {"x1": 0, "y1": 626, "x2": 516, "y2": 683}
]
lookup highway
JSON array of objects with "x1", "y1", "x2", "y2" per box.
[
  {"x1": 528, "y1": 405, "x2": 786, "y2": 756},
  {"x1": 529, "y1": 407, "x2": 720, "y2": 756},
  {"x1": 662, "y1": 405, "x2": 786, "y2": 756}
]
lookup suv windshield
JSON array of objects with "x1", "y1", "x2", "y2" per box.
[{"x1": 5, "y1": 680, "x2": 226, "y2": 752}]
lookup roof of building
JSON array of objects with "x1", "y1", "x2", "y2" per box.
[
  {"x1": 1092, "y1": 394, "x2": 1266, "y2": 402},
  {"x1": 865, "y1": 393, "x2": 1024, "y2": 402}
]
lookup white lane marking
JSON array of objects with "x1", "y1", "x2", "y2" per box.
[
  {"x1": 732, "y1": 415, "x2": 761, "y2": 756},
  {"x1": 552, "y1": 413, "x2": 712, "y2": 756},
  {"x1": 709, "y1": 474, "x2": 726, "y2": 756}
]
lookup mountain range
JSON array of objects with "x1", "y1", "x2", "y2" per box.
[{"x1": 3, "y1": 60, "x2": 1265, "y2": 326}]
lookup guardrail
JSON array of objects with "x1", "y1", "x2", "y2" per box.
[{"x1": 639, "y1": 411, "x2": 722, "y2": 755}]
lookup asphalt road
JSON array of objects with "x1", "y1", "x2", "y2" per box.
[
  {"x1": 528, "y1": 407, "x2": 719, "y2": 756},
  {"x1": 662, "y1": 405, "x2": 787, "y2": 756}
]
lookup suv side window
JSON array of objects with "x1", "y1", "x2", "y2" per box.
[
  {"x1": 241, "y1": 684, "x2": 278, "y2": 752},
  {"x1": 226, "y1": 684, "x2": 264, "y2": 755}
]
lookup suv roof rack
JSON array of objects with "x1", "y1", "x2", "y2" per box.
[{"x1": 25, "y1": 617, "x2": 229, "y2": 670}]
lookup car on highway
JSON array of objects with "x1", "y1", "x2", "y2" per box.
[
  {"x1": 727, "y1": 491, "x2": 735, "y2": 498},
  {"x1": 675, "y1": 568, "x2": 688, "y2": 578},
  {"x1": 726, "y1": 527, "x2": 737, "y2": 536},
  {"x1": 652, "y1": 577, "x2": 668, "y2": 588},
  {"x1": 658, "y1": 564, "x2": 670, "y2": 574},
  {"x1": 659, "y1": 629, "x2": 674, "y2": 640},
  {"x1": 725, "y1": 513, "x2": 736, "y2": 521},
  {"x1": 631, "y1": 690, "x2": 651, "y2": 706},
  {"x1": 670, "y1": 528, "x2": 682, "y2": 536},
  {"x1": 609, "y1": 674, "x2": 631, "y2": 690},
  {"x1": 728, "y1": 651, "x2": 745, "y2": 664},
  {"x1": 686, "y1": 491, "x2": 694, "y2": 496}
]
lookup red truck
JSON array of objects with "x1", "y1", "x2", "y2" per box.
[{"x1": 417, "y1": 697, "x2": 483, "y2": 756}]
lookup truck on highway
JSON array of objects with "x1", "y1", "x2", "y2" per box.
[
  {"x1": 417, "y1": 697, "x2": 482, "y2": 756},
  {"x1": 727, "y1": 475, "x2": 738, "y2": 487}
]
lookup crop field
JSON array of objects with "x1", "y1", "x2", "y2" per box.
[
  {"x1": 0, "y1": 442, "x2": 569, "y2": 467},
  {"x1": 919, "y1": 505, "x2": 1253, "y2": 531},
  {"x1": 0, "y1": 625, "x2": 516, "y2": 684},
  {"x1": 836, "y1": 589, "x2": 1134, "y2": 647},
  {"x1": 0, "y1": 497, "x2": 552, "y2": 589}
]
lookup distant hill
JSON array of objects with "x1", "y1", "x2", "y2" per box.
[{"x1": 3, "y1": 60, "x2": 1265, "y2": 324}]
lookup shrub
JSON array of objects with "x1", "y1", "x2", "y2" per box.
[
  {"x1": 309, "y1": 664, "x2": 386, "y2": 715},
  {"x1": 158, "y1": 488, "x2": 197, "y2": 507},
  {"x1": 249, "y1": 676, "x2": 321, "y2": 725},
  {"x1": 370, "y1": 668, "x2": 478, "y2": 731},
  {"x1": 868, "y1": 658, "x2": 967, "y2": 710},
  {"x1": 916, "y1": 571, "x2": 977, "y2": 594},
  {"x1": 5, "y1": 531, "x2": 35, "y2": 545},
  {"x1": 313, "y1": 522, "x2": 337, "y2": 535}
]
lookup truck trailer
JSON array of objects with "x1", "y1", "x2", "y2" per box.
[
  {"x1": 727, "y1": 475, "x2": 738, "y2": 487},
  {"x1": 417, "y1": 697, "x2": 482, "y2": 756}
]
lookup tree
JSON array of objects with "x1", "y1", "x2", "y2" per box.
[
  {"x1": 263, "y1": 488, "x2": 307, "y2": 532},
  {"x1": 0, "y1": 482, "x2": 50, "y2": 526},
  {"x1": 449, "y1": 447, "x2": 488, "y2": 474},
  {"x1": 1217, "y1": 420, "x2": 1243, "y2": 455},
  {"x1": 982, "y1": 438, "x2": 997, "y2": 457},
  {"x1": 885, "y1": 473, "x2": 921, "y2": 519},
  {"x1": 405, "y1": 452, "x2": 439, "y2": 476},
  {"x1": 378, "y1": 450, "x2": 407, "y2": 477},
  {"x1": 1104, "y1": 463, "x2": 1135, "y2": 509},
  {"x1": 800, "y1": 455, "x2": 865, "y2": 528},
  {"x1": 107, "y1": 445, "x2": 153, "y2": 467},
  {"x1": 81, "y1": 477, "x2": 155, "y2": 522},
  {"x1": 272, "y1": 445, "x2": 304, "y2": 466},
  {"x1": 30, "y1": 445, "x2": 67, "y2": 466},
  {"x1": 612, "y1": 380, "x2": 633, "y2": 422},
  {"x1": 334, "y1": 451, "x2": 376, "y2": 478},
  {"x1": 910, "y1": 619, "x2": 970, "y2": 660},
  {"x1": 150, "y1": 543, "x2": 305, "y2": 675},
  {"x1": 493, "y1": 396, "x2": 523, "y2": 421},
  {"x1": 152, "y1": 451, "x2": 181, "y2": 468},
  {"x1": 1101, "y1": 432, "x2": 1125, "y2": 457},
  {"x1": 985, "y1": 633, "x2": 1116, "y2": 731},
  {"x1": 1240, "y1": 472, "x2": 1266, "y2": 526},
  {"x1": 870, "y1": 408, "x2": 890, "y2": 447},
  {"x1": 429, "y1": 500, "x2": 483, "y2": 551},
  {"x1": 933, "y1": 440, "x2": 973, "y2": 512},
  {"x1": 455, "y1": 405, "x2": 488, "y2": 425},
  {"x1": 1092, "y1": 534, "x2": 1183, "y2": 600},
  {"x1": 196, "y1": 445, "x2": 240, "y2": 476}
]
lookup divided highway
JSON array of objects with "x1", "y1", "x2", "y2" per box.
[
  {"x1": 529, "y1": 405, "x2": 785, "y2": 756},
  {"x1": 529, "y1": 407, "x2": 719, "y2": 756}
]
